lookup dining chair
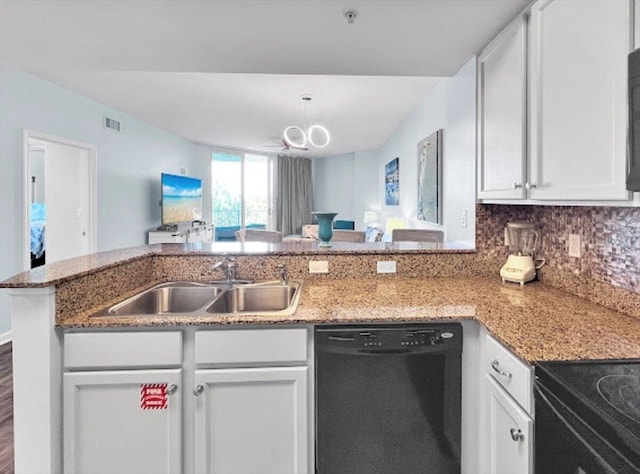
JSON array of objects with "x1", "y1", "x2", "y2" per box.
[
  {"x1": 235, "y1": 229, "x2": 283, "y2": 243},
  {"x1": 332, "y1": 230, "x2": 366, "y2": 243},
  {"x1": 391, "y1": 228, "x2": 444, "y2": 243}
]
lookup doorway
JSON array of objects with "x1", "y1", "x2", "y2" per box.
[{"x1": 22, "y1": 130, "x2": 97, "y2": 270}]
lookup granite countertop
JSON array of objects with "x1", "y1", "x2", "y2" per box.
[
  {"x1": 0, "y1": 241, "x2": 474, "y2": 288},
  {"x1": 59, "y1": 276, "x2": 640, "y2": 364}
]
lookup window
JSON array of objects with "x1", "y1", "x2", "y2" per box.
[{"x1": 211, "y1": 152, "x2": 274, "y2": 240}]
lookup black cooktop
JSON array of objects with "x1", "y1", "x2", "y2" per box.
[{"x1": 536, "y1": 360, "x2": 640, "y2": 466}]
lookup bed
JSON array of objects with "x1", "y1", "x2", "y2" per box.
[{"x1": 30, "y1": 202, "x2": 46, "y2": 267}]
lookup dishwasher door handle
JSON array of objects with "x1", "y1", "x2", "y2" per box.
[{"x1": 327, "y1": 335, "x2": 355, "y2": 342}]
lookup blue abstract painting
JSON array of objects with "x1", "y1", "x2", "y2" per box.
[{"x1": 385, "y1": 157, "x2": 399, "y2": 206}]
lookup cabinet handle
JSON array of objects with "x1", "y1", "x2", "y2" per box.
[
  {"x1": 525, "y1": 182, "x2": 537, "y2": 190},
  {"x1": 193, "y1": 385, "x2": 204, "y2": 397},
  {"x1": 512, "y1": 183, "x2": 522, "y2": 190},
  {"x1": 490, "y1": 359, "x2": 512, "y2": 378},
  {"x1": 510, "y1": 428, "x2": 525, "y2": 442},
  {"x1": 166, "y1": 384, "x2": 178, "y2": 396}
]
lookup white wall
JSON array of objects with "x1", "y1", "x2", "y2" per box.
[
  {"x1": 444, "y1": 57, "x2": 476, "y2": 246},
  {"x1": 353, "y1": 149, "x2": 381, "y2": 231},
  {"x1": 314, "y1": 57, "x2": 477, "y2": 242},
  {"x1": 378, "y1": 79, "x2": 449, "y2": 229},
  {"x1": 312, "y1": 153, "x2": 356, "y2": 223},
  {"x1": 0, "y1": 68, "x2": 204, "y2": 334}
]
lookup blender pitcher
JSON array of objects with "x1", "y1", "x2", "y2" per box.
[
  {"x1": 506, "y1": 222, "x2": 538, "y2": 255},
  {"x1": 501, "y1": 222, "x2": 545, "y2": 285}
]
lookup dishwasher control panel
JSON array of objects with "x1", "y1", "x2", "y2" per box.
[
  {"x1": 358, "y1": 329, "x2": 446, "y2": 348},
  {"x1": 316, "y1": 323, "x2": 462, "y2": 353},
  {"x1": 400, "y1": 330, "x2": 441, "y2": 346}
]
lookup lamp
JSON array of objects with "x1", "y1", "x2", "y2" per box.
[
  {"x1": 283, "y1": 96, "x2": 330, "y2": 149},
  {"x1": 385, "y1": 217, "x2": 407, "y2": 235},
  {"x1": 363, "y1": 211, "x2": 379, "y2": 225}
]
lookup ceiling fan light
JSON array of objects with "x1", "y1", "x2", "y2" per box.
[
  {"x1": 283, "y1": 126, "x2": 307, "y2": 149},
  {"x1": 307, "y1": 124, "x2": 330, "y2": 148}
]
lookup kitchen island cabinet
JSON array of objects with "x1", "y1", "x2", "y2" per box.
[
  {"x1": 4, "y1": 246, "x2": 640, "y2": 474},
  {"x1": 194, "y1": 367, "x2": 308, "y2": 474},
  {"x1": 63, "y1": 369, "x2": 183, "y2": 474},
  {"x1": 61, "y1": 328, "x2": 311, "y2": 474}
]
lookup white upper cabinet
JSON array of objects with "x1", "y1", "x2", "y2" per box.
[
  {"x1": 528, "y1": 0, "x2": 631, "y2": 200},
  {"x1": 478, "y1": 17, "x2": 528, "y2": 200},
  {"x1": 477, "y1": 0, "x2": 633, "y2": 202}
]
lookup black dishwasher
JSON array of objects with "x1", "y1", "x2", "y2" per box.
[{"x1": 315, "y1": 323, "x2": 462, "y2": 474}]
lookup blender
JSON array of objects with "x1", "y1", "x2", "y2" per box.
[{"x1": 500, "y1": 222, "x2": 546, "y2": 285}]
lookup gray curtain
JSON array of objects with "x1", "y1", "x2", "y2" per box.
[{"x1": 276, "y1": 155, "x2": 313, "y2": 236}]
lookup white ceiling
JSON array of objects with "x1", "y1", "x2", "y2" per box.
[{"x1": 0, "y1": 0, "x2": 531, "y2": 157}]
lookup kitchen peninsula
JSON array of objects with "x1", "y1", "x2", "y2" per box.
[{"x1": 4, "y1": 242, "x2": 640, "y2": 474}]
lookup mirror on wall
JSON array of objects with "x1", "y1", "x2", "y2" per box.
[{"x1": 417, "y1": 129, "x2": 443, "y2": 225}]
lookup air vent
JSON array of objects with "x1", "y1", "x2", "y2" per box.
[{"x1": 104, "y1": 116, "x2": 121, "y2": 132}]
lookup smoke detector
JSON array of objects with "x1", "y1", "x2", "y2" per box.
[{"x1": 343, "y1": 9, "x2": 358, "y2": 24}]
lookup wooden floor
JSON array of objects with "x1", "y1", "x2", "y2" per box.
[{"x1": 0, "y1": 342, "x2": 14, "y2": 474}]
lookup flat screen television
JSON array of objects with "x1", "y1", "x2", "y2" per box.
[{"x1": 161, "y1": 173, "x2": 203, "y2": 225}]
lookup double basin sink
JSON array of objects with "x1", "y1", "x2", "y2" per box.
[{"x1": 94, "y1": 280, "x2": 303, "y2": 317}]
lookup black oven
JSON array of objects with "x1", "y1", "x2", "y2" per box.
[{"x1": 535, "y1": 360, "x2": 640, "y2": 474}]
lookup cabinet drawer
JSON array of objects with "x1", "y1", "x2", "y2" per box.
[
  {"x1": 64, "y1": 331, "x2": 182, "y2": 369},
  {"x1": 195, "y1": 328, "x2": 308, "y2": 365},
  {"x1": 485, "y1": 334, "x2": 533, "y2": 413}
]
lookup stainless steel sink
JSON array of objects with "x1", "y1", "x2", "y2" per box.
[
  {"x1": 93, "y1": 280, "x2": 302, "y2": 317},
  {"x1": 101, "y1": 281, "x2": 224, "y2": 316},
  {"x1": 206, "y1": 281, "x2": 302, "y2": 315}
]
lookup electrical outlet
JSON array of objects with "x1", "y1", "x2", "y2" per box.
[
  {"x1": 377, "y1": 261, "x2": 397, "y2": 273},
  {"x1": 568, "y1": 234, "x2": 581, "y2": 258},
  {"x1": 309, "y1": 260, "x2": 329, "y2": 273},
  {"x1": 461, "y1": 210, "x2": 468, "y2": 228}
]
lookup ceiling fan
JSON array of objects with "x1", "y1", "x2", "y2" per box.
[{"x1": 262, "y1": 138, "x2": 309, "y2": 152}]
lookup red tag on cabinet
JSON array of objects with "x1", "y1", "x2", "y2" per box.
[{"x1": 140, "y1": 383, "x2": 168, "y2": 410}]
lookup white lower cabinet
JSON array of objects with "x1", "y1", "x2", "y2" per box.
[
  {"x1": 194, "y1": 367, "x2": 308, "y2": 474},
  {"x1": 63, "y1": 369, "x2": 183, "y2": 474},
  {"x1": 479, "y1": 332, "x2": 534, "y2": 474},
  {"x1": 485, "y1": 374, "x2": 533, "y2": 474},
  {"x1": 62, "y1": 329, "x2": 310, "y2": 474}
]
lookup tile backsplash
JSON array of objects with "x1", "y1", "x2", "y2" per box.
[{"x1": 477, "y1": 204, "x2": 640, "y2": 318}]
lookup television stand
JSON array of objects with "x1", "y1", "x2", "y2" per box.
[{"x1": 148, "y1": 223, "x2": 213, "y2": 244}]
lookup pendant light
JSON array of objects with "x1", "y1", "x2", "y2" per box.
[{"x1": 283, "y1": 96, "x2": 330, "y2": 149}]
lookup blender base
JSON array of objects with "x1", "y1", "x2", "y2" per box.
[{"x1": 500, "y1": 254, "x2": 537, "y2": 285}]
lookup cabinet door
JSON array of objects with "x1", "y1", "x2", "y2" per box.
[
  {"x1": 485, "y1": 374, "x2": 533, "y2": 474},
  {"x1": 528, "y1": 0, "x2": 631, "y2": 200},
  {"x1": 477, "y1": 16, "x2": 528, "y2": 200},
  {"x1": 63, "y1": 369, "x2": 182, "y2": 474},
  {"x1": 194, "y1": 367, "x2": 308, "y2": 474}
]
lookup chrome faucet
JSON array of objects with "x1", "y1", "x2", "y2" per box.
[
  {"x1": 277, "y1": 264, "x2": 288, "y2": 285},
  {"x1": 212, "y1": 259, "x2": 237, "y2": 281}
]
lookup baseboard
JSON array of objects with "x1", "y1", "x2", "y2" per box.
[{"x1": 0, "y1": 330, "x2": 12, "y2": 346}]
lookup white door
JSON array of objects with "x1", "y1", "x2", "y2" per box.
[
  {"x1": 63, "y1": 369, "x2": 182, "y2": 474},
  {"x1": 45, "y1": 141, "x2": 92, "y2": 263},
  {"x1": 477, "y1": 16, "x2": 528, "y2": 200},
  {"x1": 528, "y1": 0, "x2": 631, "y2": 200},
  {"x1": 485, "y1": 374, "x2": 533, "y2": 474},
  {"x1": 194, "y1": 366, "x2": 308, "y2": 474},
  {"x1": 24, "y1": 131, "x2": 97, "y2": 269}
]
